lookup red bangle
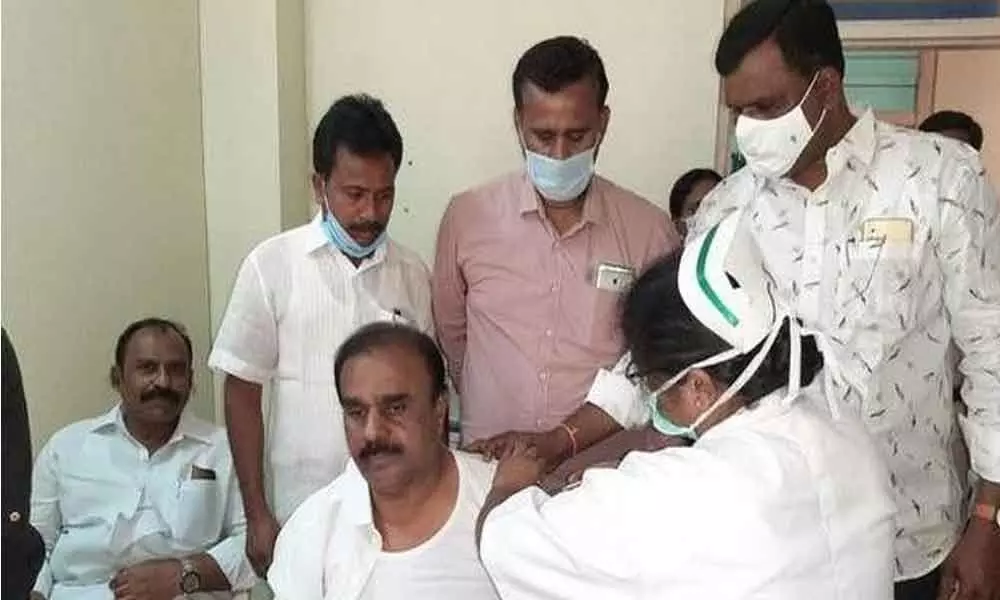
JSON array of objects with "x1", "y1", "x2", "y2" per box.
[{"x1": 558, "y1": 423, "x2": 579, "y2": 457}]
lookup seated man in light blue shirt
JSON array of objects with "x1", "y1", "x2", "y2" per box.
[{"x1": 30, "y1": 318, "x2": 256, "y2": 600}]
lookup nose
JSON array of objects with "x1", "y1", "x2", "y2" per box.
[
  {"x1": 153, "y1": 365, "x2": 171, "y2": 387},
  {"x1": 552, "y1": 137, "x2": 572, "y2": 160},
  {"x1": 362, "y1": 409, "x2": 383, "y2": 442},
  {"x1": 357, "y1": 194, "x2": 377, "y2": 222}
]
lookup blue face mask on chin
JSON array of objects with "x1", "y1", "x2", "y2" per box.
[{"x1": 320, "y1": 197, "x2": 387, "y2": 259}]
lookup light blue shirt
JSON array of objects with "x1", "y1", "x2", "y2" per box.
[{"x1": 30, "y1": 404, "x2": 255, "y2": 600}]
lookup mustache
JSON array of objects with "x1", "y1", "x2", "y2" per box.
[
  {"x1": 140, "y1": 387, "x2": 182, "y2": 405},
  {"x1": 348, "y1": 221, "x2": 385, "y2": 236},
  {"x1": 358, "y1": 441, "x2": 403, "y2": 461}
]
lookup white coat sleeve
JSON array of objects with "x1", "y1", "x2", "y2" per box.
[
  {"x1": 479, "y1": 469, "x2": 654, "y2": 600},
  {"x1": 583, "y1": 353, "x2": 648, "y2": 429}
]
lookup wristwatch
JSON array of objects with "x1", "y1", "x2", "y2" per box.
[
  {"x1": 972, "y1": 502, "x2": 1000, "y2": 528},
  {"x1": 179, "y1": 558, "x2": 201, "y2": 594}
]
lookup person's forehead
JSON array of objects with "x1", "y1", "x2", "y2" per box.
[
  {"x1": 125, "y1": 327, "x2": 188, "y2": 362},
  {"x1": 340, "y1": 345, "x2": 432, "y2": 399},
  {"x1": 722, "y1": 38, "x2": 800, "y2": 106},
  {"x1": 330, "y1": 147, "x2": 396, "y2": 182},
  {"x1": 519, "y1": 81, "x2": 602, "y2": 121}
]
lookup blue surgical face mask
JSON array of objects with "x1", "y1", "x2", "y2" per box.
[
  {"x1": 524, "y1": 143, "x2": 598, "y2": 203},
  {"x1": 320, "y1": 194, "x2": 387, "y2": 259},
  {"x1": 646, "y1": 391, "x2": 698, "y2": 439}
]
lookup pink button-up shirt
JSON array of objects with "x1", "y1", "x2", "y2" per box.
[{"x1": 433, "y1": 170, "x2": 678, "y2": 442}]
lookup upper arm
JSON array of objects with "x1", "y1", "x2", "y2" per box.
[
  {"x1": 431, "y1": 199, "x2": 469, "y2": 364},
  {"x1": 937, "y1": 157, "x2": 1000, "y2": 481},
  {"x1": 209, "y1": 254, "x2": 278, "y2": 384},
  {"x1": 431, "y1": 199, "x2": 467, "y2": 307},
  {"x1": 29, "y1": 440, "x2": 62, "y2": 550}
]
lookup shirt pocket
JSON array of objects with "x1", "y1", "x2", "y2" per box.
[
  {"x1": 172, "y1": 479, "x2": 225, "y2": 546},
  {"x1": 837, "y1": 239, "x2": 919, "y2": 332}
]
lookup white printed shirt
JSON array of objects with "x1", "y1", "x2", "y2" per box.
[
  {"x1": 587, "y1": 111, "x2": 1000, "y2": 579},
  {"x1": 30, "y1": 405, "x2": 255, "y2": 600},
  {"x1": 208, "y1": 215, "x2": 433, "y2": 522}
]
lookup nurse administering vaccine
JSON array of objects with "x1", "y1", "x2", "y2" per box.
[{"x1": 476, "y1": 212, "x2": 896, "y2": 599}]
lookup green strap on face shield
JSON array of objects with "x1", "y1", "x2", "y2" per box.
[{"x1": 696, "y1": 225, "x2": 740, "y2": 327}]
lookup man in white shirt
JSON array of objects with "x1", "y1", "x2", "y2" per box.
[
  {"x1": 473, "y1": 1, "x2": 1000, "y2": 598},
  {"x1": 268, "y1": 323, "x2": 498, "y2": 600},
  {"x1": 209, "y1": 94, "x2": 433, "y2": 577},
  {"x1": 30, "y1": 318, "x2": 255, "y2": 600}
]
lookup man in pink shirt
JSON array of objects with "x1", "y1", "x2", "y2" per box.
[{"x1": 433, "y1": 36, "x2": 678, "y2": 447}]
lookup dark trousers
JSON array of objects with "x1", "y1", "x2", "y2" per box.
[{"x1": 895, "y1": 568, "x2": 942, "y2": 600}]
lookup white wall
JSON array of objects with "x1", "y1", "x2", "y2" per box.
[
  {"x1": 1, "y1": 0, "x2": 213, "y2": 449},
  {"x1": 306, "y1": 0, "x2": 727, "y2": 261}
]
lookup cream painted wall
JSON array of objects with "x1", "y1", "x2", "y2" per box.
[
  {"x1": 306, "y1": 0, "x2": 727, "y2": 261},
  {"x1": 1, "y1": 0, "x2": 213, "y2": 449},
  {"x1": 933, "y1": 48, "x2": 1000, "y2": 178},
  {"x1": 199, "y1": 0, "x2": 310, "y2": 424}
]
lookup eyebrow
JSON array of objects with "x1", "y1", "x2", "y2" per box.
[{"x1": 376, "y1": 393, "x2": 410, "y2": 406}]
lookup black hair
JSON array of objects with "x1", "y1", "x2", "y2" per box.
[
  {"x1": 669, "y1": 168, "x2": 723, "y2": 219},
  {"x1": 512, "y1": 36, "x2": 609, "y2": 111},
  {"x1": 312, "y1": 94, "x2": 404, "y2": 179},
  {"x1": 715, "y1": 0, "x2": 845, "y2": 78},
  {"x1": 334, "y1": 322, "x2": 447, "y2": 402},
  {"x1": 622, "y1": 251, "x2": 823, "y2": 403},
  {"x1": 110, "y1": 317, "x2": 192, "y2": 386},
  {"x1": 919, "y1": 110, "x2": 983, "y2": 151}
]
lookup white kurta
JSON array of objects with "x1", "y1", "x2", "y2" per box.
[
  {"x1": 209, "y1": 215, "x2": 433, "y2": 522},
  {"x1": 268, "y1": 450, "x2": 498, "y2": 600},
  {"x1": 481, "y1": 391, "x2": 896, "y2": 600}
]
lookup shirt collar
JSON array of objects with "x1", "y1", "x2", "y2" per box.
[
  {"x1": 301, "y1": 212, "x2": 330, "y2": 254},
  {"x1": 89, "y1": 400, "x2": 215, "y2": 445},
  {"x1": 336, "y1": 460, "x2": 375, "y2": 527},
  {"x1": 826, "y1": 109, "x2": 878, "y2": 171},
  {"x1": 516, "y1": 169, "x2": 607, "y2": 226}
]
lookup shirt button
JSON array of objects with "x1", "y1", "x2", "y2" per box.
[
  {"x1": 545, "y1": 329, "x2": 553, "y2": 337},
  {"x1": 8, "y1": 511, "x2": 21, "y2": 523},
  {"x1": 538, "y1": 371, "x2": 548, "y2": 381}
]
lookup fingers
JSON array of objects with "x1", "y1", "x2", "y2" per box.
[
  {"x1": 936, "y1": 565, "x2": 956, "y2": 600},
  {"x1": 937, "y1": 570, "x2": 963, "y2": 600},
  {"x1": 500, "y1": 437, "x2": 537, "y2": 460}
]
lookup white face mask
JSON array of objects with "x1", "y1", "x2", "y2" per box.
[
  {"x1": 522, "y1": 135, "x2": 598, "y2": 203},
  {"x1": 734, "y1": 73, "x2": 827, "y2": 179}
]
